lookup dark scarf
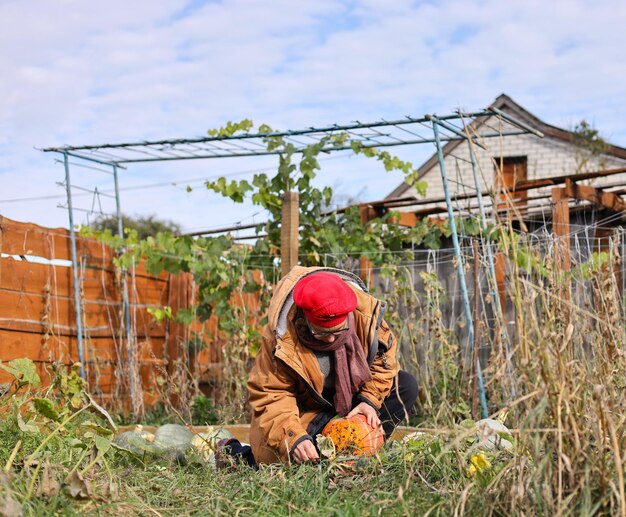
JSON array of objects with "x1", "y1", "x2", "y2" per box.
[{"x1": 295, "y1": 312, "x2": 371, "y2": 417}]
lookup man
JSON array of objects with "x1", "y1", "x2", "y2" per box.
[{"x1": 248, "y1": 266, "x2": 418, "y2": 464}]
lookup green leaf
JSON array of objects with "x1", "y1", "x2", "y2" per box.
[
  {"x1": 67, "y1": 438, "x2": 88, "y2": 450},
  {"x1": 94, "y1": 435, "x2": 112, "y2": 454},
  {"x1": 175, "y1": 308, "x2": 196, "y2": 326},
  {"x1": 33, "y1": 398, "x2": 60, "y2": 421},
  {"x1": 57, "y1": 363, "x2": 85, "y2": 399},
  {"x1": 0, "y1": 358, "x2": 40, "y2": 388},
  {"x1": 207, "y1": 119, "x2": 254, "y2": 137},
  {"x1": 147, "y1": 306, "x2": 173, "y2": 323},
  {"x1": 413, "y1": 180, "x2": 428, "y2": 197},
  {"x1": 81, "y1": 420, "x2": 114, "y2": 437}
]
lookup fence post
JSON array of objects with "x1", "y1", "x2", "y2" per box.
[
  {"x1": 552, "y1": 186, "x2": 571, "y2": 273},
  {"x1": 552, "y1": 185, "x2": 571, "y2": 326},
  {"x1": 281, "y1": 191, "x2": 299, "y2": 277},
  {"x1": 359, "y1": 206, "x2": 375, "y2": 286}
]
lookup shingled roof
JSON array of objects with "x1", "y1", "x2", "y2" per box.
[{"x1": 386, "y1": 93, "x2": 626, "y2": 199}]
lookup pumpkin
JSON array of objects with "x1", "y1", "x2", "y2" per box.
[
  {"x1": 134, "y1": 424, "x2": 155, "y2": 442},
  {"x1": 113, "y1": 432, "x2": 164, "y2": 457},
  {"x1": 154, "y1": 424, "x2": 194, "y2": 450},
  {"x1": 321, "y1": 415, "x2": 384, "y2": 456},
  {"x1": 475, "y1": 419, "x2": 513, "y2": 451}
]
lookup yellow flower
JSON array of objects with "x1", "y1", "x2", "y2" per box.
[{"x1": 467, "y1": 452, "x2": 491, "y2": 477}]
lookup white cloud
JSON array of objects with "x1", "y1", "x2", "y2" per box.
[{"x1": 1, "y1": 0, "x2": 625, "y2": 231}]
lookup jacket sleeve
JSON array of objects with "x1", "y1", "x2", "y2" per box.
[
  {"x1": 358, "y1": 318, "x2": 399, "y2": 409},
  {"x1": 247, "y1": 330, "x2": 310, "y2": 461}
]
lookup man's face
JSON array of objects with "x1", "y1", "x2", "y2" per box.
[{"x1": 306, "y1": 318, "x2": 349, "y2": 343}]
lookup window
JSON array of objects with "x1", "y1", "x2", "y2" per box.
[{"x1": 495, "y1": 156, "x2": 528, "y2": 213}]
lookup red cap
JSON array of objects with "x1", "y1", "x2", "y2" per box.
[{"x1": 293, "y1": 273, "x2": 358, "y2": 328}]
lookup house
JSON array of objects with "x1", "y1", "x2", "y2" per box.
[{"x1": 386, "y1": 94, "x2": 626, "y2": 225}]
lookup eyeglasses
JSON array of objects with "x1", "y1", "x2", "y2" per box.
[{"x1": 306, "y1": 320, "x2": 349, "y2": 338}]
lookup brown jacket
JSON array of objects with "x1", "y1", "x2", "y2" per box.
[{"x1": 247, "y1": 266, "x2": 399, "y2": 464}]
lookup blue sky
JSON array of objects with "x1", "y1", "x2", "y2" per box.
[{"x1": 1, "y1": 0, "x2": 625, "y2": 234}]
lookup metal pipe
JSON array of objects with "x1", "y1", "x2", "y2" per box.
[
  {"x1": 66, "y1": 151, "x2": 126, "y2": 168},
  {"x1": 63, "y1": 152, "x2": 86, "y2": 380},
  {"x1": 112, "y1": 164, "x2": 135, "y2": 406},
  {"x1": 426, "y1": 115, "x2": 487, "y2": 150},
  {"x1": 182, "y1": 221, "x2": 260, "y2": 236},
  {"x1": 81, "y1": 131, "x2": 529, "y2": 164},
  {"x1": 463, "y1": 125, "x2": 516, "y2": 398},
  {"x1": 490, "y1": 107, "x2": 544, "y2": 138},
  {"x1": 432, "y1": 121, "x2": 489, "y2": 418},
  {"x1": 45, "y1": 131, "x2": 530, "y2": 165},
  {"x1": 42, "y1": 110, "x2": 499, "y2": 152}
]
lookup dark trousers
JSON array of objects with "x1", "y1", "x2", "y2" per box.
[
  {"x1": 307, "y1": 370, "x2": 419, "y2": 439},
  {"x1": 379, "y1": 370, "x2": 419, "y2": 437}
]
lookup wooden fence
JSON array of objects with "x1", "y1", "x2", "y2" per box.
[{"x1": 0, "y1": 215, "x2": 239, "y2": 412}]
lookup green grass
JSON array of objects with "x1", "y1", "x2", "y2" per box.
[
  {"x1": 0, "y1": 393, "x2": 503, "y2": 517},
  {"x1": 3, "y1": 447, "x2": 483, "y2": 516}
]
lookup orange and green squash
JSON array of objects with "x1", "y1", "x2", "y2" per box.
[{"x1": 321, "y1": 414, "x2": 384, "y2": 456}]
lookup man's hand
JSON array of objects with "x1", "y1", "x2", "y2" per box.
[
  {"x1": 347, "y1": 401, "x2": 382, "y2": 430},
  {"x1": 292, "y1": 439, "x2": 319, "y2": 464}
]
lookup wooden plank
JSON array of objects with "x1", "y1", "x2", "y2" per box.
[
  {"x1": 552, "y1": 186, "x2": 571, "y2": 272},
  {"x1": 0, "y1": 217, "x2": 176, "y2": 268},
  {"x1": 388, "y1": 211, "x2": 418, "y2": 227},
  {"x1": 0, "y1": 330, "x2": 163, "y2": 363},
  {"x1": 81, "y1": 267, "x2": 168, "y2": 307},
  {"x1": 165, "y1": 272, "x2": 193, "y2": 406},
  {"x1": 0, "y1": 330, "x2": 168, "y2": 407},
  {"x1": 0, "y1": 218, "x2": 71, "y2": 260},
  {"x1": 0, "y1": 257, "x2": 65, "y2": 294},
  {"x1": 0, "y1": 218, "x2": 114, "y2": 262},
  {"x1": 83, "y1": 258, "x2": 169, "y2": 282},
  {"x1": 494, "y1": 252, "x2": 507, "y2": 316},
  {"x1": 515, "y1": 166, "x2": 626, "y2": 191},
  {"x1": 564, "y1": 183, "x2": 626, "y2": 212},
  {"x1": 0, "y1": 330, "x2": 73, "y2": 363},
  {"x1": 126, "y1": 275, "x2": 170, "y2": 307},
  {"x1": 135, "y1": 337, "x2": 168, "y2": 362},
  {"x1": 0, "y1": 258, "x2": 119, "y2": 302},
  {"x1": 0, "y1": 289, "x2": 75, "y2": 332},
  {"x1": 0, "y1": 290, "x2": 166, "y2": 338},
  {"x1": 280, "y1": 192, "x2": 299, "y2": 278},
  {"x1": 495, "y1": 157, "x2": 528, "y2": 216},
  {"x1": 0, "y1": 257, "x2": 168, "y2": 306},
  {"x1": 76, "y1": 237, "x2": 116, "y2": 264}
]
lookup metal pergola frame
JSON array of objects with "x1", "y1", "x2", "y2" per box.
[{"x1": 42, "y1": 108, "x2": 543, "y2": 417}]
